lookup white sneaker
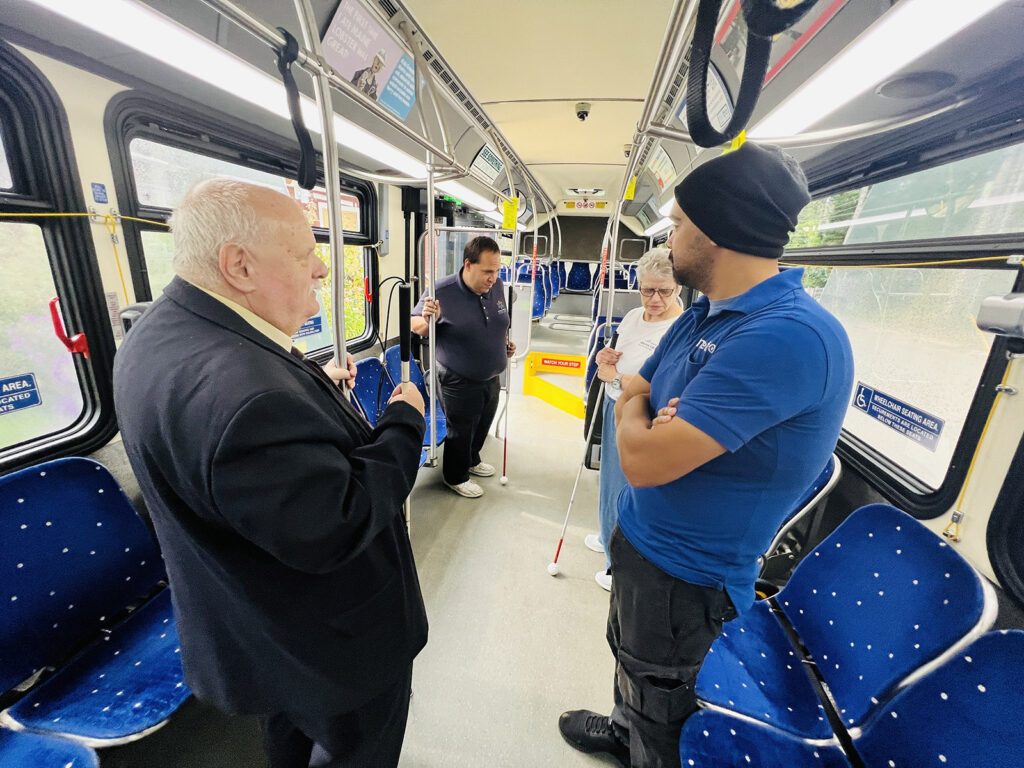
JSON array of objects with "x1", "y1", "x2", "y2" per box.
[
  {"x1": 467, "y1": 462, "x2": 495, "y2": 477},
  {"x1": 595, "y1": 570, "x2": 612, "y2": 592},
  {"x1": 445, "y1": 479, "x2": 483, "y2": 498},
  {"x1": 584, "y1": 533, "x2": 605, "y2": 553}
]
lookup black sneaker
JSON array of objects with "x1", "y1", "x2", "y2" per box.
[{"x1": 558, "y1": 709, "x2": 629, "y2": 765}]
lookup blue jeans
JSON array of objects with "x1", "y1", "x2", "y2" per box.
[{"x1": 598, "y1": 397, "x2": 628, "y2": 570}]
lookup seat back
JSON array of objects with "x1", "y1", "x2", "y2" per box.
[
  {"x1": 763, "y1": 454, "x2": 841, "y2": 560},
  {"x1": 778, "y1": 504, "x2": 996, "y2": 729},
  {"x1": 565, "y1": 262, "x2": 592, "y2": 292},
  {"x1": 0, "y1": 729, "x2": 99, "y2": 767},
  {"x1": 854, "y1": 630, "x2": 1024, "y2": 767},
  {"x1": 0, "y1": 458, "x2": 166, "y2": 693},
  {"x1": 352, "y1": 357, "x2": 393, "y2": 427},
  {"x1": 584, "y1": 321, "x2": 618, "y2": 392},
  {"x1": 382, "y1": 345, "x2": 447, "y2": 445},
  {"x1": 592, "y1": 288, "x2": 643, "y2": 322}
]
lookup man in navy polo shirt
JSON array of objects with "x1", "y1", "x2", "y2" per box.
[
  {"x1": 559, "y1": 143, "x2": 854, "y2": 767},
  {"x1": 412, "y1": 235, "x2": 515, "y2": 498}
]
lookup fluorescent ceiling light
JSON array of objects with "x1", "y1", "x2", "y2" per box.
[
  {"x1": 24, "y1": 0, "x2": 501, "y2": 205},
  {"x1": 750, "y1": 0, "x2": 1010, "y2": 138},
  {"x1": 643, "y1": 217, "x2": 673, "y2": 237},
  {"x1": 658, "y1": 198, "x2": 675, "y2": 217}
]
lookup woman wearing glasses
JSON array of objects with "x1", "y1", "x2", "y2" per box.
[{"x1": 587, "y1": 248, "x2": 683, "y2": 590}]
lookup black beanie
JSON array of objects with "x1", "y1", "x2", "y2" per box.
[{"x1": 673, "y1": 142, "x2": 810, "y2": 259}]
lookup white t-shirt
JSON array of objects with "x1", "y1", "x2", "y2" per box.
[{"x1": 603, "y1": 306, "x2": 677, "y2": 401}]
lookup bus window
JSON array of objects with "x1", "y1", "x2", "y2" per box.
[
  {"x1": 124, "y1": 138, "x2": 371, "y2": 353},
  {"x1": 793, "y1": 143, "x2": 1024, "y2": 246},
  {"x1": 0, "y1": 222, "x2": 86, "y2": 451},
  {"x1": 291, "y1": 244, "x2": 368, "y2": 354},
  {"x1": 1, "y1": 43, "x2": 114, "y2": 469},
  {"x1": 789, "y1": 140, "x2": 1024, "y2": 495},
  {"x1": 808, "y1": 266, "x2": 1014, "y2": 489},
  {"x1": 0, "y1": 125, "x2": 12, "y2": 190}
]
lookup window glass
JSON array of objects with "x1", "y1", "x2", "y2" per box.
[
  {"x1": 0, "y1": 222, "x2": 84, "y2": 450},
  {"x1": 129, "y1": 138, "x2": 361, "y2": 231},
  {"x1": 290, "y1": 244, "x2": 367, "y2": 353},
  {"x1": 803, "y1": 266, "x2": 1016, "y2": 488},
  {"x1": 140, "y1": 229, "x2": 176, "y2": 298},
  {"x1": 0, "y1": 125, "x2": 12, "y2": 190},
  {"x1": 791, "y1": 143, "x2": 1024, "y2": 247}
]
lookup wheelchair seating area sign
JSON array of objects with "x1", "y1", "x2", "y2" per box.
[
  {"x1": 1, "y1": 373, "x2": 41, "y2": 415},
  {"x1": 853, "y1": 382, "x2": 944, "y2": 452}
]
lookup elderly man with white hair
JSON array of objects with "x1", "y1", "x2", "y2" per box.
[
  {"x1": 585, "y1": 248, "x2": 682, "y2": 591},
  {"x1": 114, "y1": 178, "x2": 427, "y2": 768}
]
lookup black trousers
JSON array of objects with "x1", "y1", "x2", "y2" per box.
[
  {"x1": 437, "y1": 366, "x2": 501, "y2": 485},
  {"x1": 607, "y1": 527, "x2": 736, "y2": 768},
  {"x1": 258, "y1": 666, "x2": 413, "y2": 768}
]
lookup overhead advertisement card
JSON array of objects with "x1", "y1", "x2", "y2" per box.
[
  {"x1": 647, "y1": 145, "x2": 676, "y2": 192},
  {"x1": 322, "y1": 0, "x2": 416, "y2": 120}
]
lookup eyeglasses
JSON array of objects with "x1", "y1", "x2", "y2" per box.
[{"x1": 639, "y1": 287, "x2": 676, "y2": 298}]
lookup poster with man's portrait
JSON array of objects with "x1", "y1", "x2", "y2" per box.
[{"x1": 322, "y1": 0, "x2": 417, "y2": 120}]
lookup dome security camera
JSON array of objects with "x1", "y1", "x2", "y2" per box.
[
  {"x1": 623, "y1": 144, "x2": 632, "y2": 159},
  {"x1": 575, "y1": 102, "x2": 591, "y2": 121}
]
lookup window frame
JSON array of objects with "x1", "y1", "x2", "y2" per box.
[
  {"x1": 0, "y1": 41, "x2": 118, "y2": 474},
  {"x1": 104, "y1": 92, "x2": 378, "y2": 355},
  {"x1": 783, "y1": 234, "x2": 1024, "y2": 519}
]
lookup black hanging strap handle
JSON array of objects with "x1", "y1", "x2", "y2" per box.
[
  {"x1": 275, "y1": 27, "x2": 317, "y2": 190},
  {"x1": 686, "y1": 0, "x2": 817, "y2": 148}
]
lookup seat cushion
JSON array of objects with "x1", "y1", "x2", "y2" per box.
[
  {"x1": 5, "y1": 589, "x2": 190, "y2": 744},
  {"x1": 679, "y1": 709, "x2": 849, "y2": 768},
  {"x1": 696, "y1": 599, "x2": 832, "y2": 739},
  {"x1": 0, "y1": 729, "x2": 98, "y2": 767}
]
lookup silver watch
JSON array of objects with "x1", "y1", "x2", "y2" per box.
[{"x1": 609, "y1": 374, "x2": 623, "y2": 391}]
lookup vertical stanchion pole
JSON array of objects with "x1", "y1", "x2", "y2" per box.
[
  {"x1": 294, "y1": 0, "x2": 348, "y2": 394},
  {"x1": 399, "y1": 283, "x2": 413, "y2": 532},
  {"x1": 500, "y1": 283, "x2": 513, "y2": 485},
  {"x1": 426, "y1": 167, "x2": 438, "y2": 465},
  {"x1": 604, "y1": 204, "x2": 622, "y2": 343}
]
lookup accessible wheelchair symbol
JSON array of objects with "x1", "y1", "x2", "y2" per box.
[{"x1": 854, "y1": 384, "x2": 873, "y2": 412}]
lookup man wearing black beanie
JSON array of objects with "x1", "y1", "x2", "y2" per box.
[{"x1": 559, "y1": 143, "x2": 854, "y2": 768}]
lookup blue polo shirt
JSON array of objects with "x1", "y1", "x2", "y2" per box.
[
  {"x1": 413, "y1": 270, "x2": 509, "y2": 381},
  {"x1": 617, "y1": 268, "x2": 854, "y2": 612}
]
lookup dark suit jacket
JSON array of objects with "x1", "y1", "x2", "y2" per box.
[{"x1": 113, "y1": 277, "x2": 427, "y2": 717}]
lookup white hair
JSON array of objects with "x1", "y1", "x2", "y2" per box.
[
  {"x1": 169, "y1": 178, "x2": 275, "y2": 288},
  {"x1": 635, "y1": 247, "x2": 674, "y2": 284}
]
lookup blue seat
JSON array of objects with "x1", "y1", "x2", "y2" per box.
[
  {"x1": 538, "y1": 265, "x2": 551, "y2": 313},
  {"x1": 352, "y1": 357, "x2": 394, "y2": 427},
  {"x1": 550, "y1": 260, "x2": 561, "y2": 298},
  {"x1": 760, "y1": 454, "x2": 842, "y2": 575},
  {"x1": 627, "y1": 263, "x2": 638, "y2": 289},
  {"x1": 682, "y1": 630, "x2": 1024, "y2": 767},
  {"x1": 4, "y1": 590, "x2": 187, "y2": 743},
  {"x1": 696, "y1": 504, "x2": 997, "y2": 739},
  {"x1": 594, "y1": 267, "x2": 629, "y2": 291},
  {"x1": 383, "y1": 345, "x2": 447, "y2": 446},
  {"x1": 679, "y1": 708, "x2": 848, "y2": 768},
  {"x1": 852, "y1": 630, "x2": 1024, "y2": 767},
  {"x1": 0, "y1": 729, "x2": 99, "y2": 767},
  {"x1": 584, "y1": 321, "x2": 618, "y2": 392},
  {"x1": 564, "y1": 262, "x2": 593, "y2": 293},
  {"x1": 499, "y1": 265, "x2": 513, "y2": 283},
  {"x1": 557, "y1": 260, "x2": 567, "y2": 292},
  {"x1": 0, "y1": 458, "x2": 189, "y2": 744}
]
